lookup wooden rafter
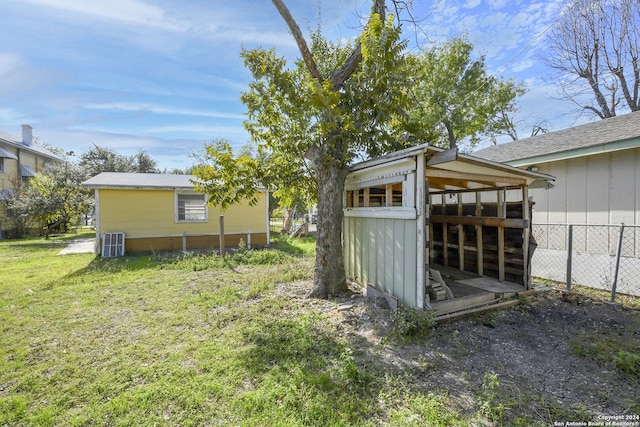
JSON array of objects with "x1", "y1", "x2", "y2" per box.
[{"x1": 425, "y1": 168, "x2": 527, "y2": 186}]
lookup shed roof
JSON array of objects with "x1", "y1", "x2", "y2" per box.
[
  {"x1": 83, "y1": 172, "x2": 196, "y2": 190},
  {"x1": 349, "y1": 143, "x2": 552, "y2": 192},
  {"x1": 473, "y1": 110, "x2": 640, "y2": 165}
]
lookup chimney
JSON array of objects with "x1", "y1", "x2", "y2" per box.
[{"x1": 21, "y1": 124, "x2": 33, "y2": 146}]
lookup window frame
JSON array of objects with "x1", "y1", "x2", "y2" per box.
[{"x1": 175, "y1": 192, "x2": 208, "y2": 223}]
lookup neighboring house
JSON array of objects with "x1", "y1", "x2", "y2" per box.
[
  {"x1": 343, "y1": 143, "x2": 551, "y2": 317},
  {"x1": 0, "y1": 124, "x2": 63, "y2": 238},
  {"x1": 473, "y1": 111, "x2": 640, "y2": 293},
  {"x1": 83, "y1": 172, "x2": 270, "y2": 255}
]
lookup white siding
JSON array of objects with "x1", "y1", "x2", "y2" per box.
[
  {"x1": 531, "y1": 148, "x2": 640, "y2": 227},
  {"x1": 344, "y1": 216, "x2": 418, "y2": 308}
]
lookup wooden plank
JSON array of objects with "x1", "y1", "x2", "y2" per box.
[
  {"x1": 416, "y1": 153, "x2": 426, "y2": 309},
  {"x1": 427, "y1": 147, "x2": 458, "y2": 166},
  {"x1": 385, "y1": 184, "x2": 393, "y2": 207},
  {"x1": 425, "y1": 168, "x2": 527, "y2": 186},
  {"x1": 498, "y1": 226, "x2": 505, "y2": 281},
  {"x1": 522, "y1": 186, "x2": 530, "y2": 289},
  {"x1": 363, "y1": 187, "x2": 370, "y2": 207},
  {"x1": 434, "y1": 299, "x2": 521, "y2": 322},
  {"x1": 476, "y1": 192, "x2": 484, "y2": 276},
  {"x1": 430, "y1": 215, "x2": 528, "y2": 228},
  {"x1": 432, "y1": 293, "x2": 496, "y2": 316},
  {"x1": 443, "y1": 223, "x2": 449, "y2": 266},
  {"x1": 457, "y1": 197, "x2": 464, "y2": 271}
]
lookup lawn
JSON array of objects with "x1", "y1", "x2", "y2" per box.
[{"x1": 0, "y1": 233, "x2": 474, "y2": 426}]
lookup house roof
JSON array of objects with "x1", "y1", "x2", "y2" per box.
[
  {"x1": 83, "y1": 172, "x2": 197, "y2": 190},
  {"x1": 473, "y1": 110, "x2": 640, "y2": 166},
  {"x1": 0, "y1": 130, "x2": 63, "y2": 161}
]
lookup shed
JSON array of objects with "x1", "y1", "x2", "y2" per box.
[
  {"x1": 343, "y1": 144, "x2": 552, "y2": 316},
  {"x1": 83, "y1": 172, "x2": 269, "y2": 255}
]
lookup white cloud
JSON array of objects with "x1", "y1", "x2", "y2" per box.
[
  {"x1": 0, "y1": 52, "x2": 22, "y2": 79},
  {"x1": 85, "y1": 103, "x2": 245, "y2": 121},
  {"x1": 18, "y1": 0, "x2": 183, "y2": 31}
]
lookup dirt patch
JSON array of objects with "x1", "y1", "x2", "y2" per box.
[{"x1": 277, "y1": 282, "x2": 640, "y2": 424}]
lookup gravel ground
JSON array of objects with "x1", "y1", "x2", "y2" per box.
[{"x1": 279, "y1": 282, "x2": 640, "y2": 425}]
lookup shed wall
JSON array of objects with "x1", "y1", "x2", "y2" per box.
[{"x1": 343, "y1": 216, "x2": 418, "y2": 308}]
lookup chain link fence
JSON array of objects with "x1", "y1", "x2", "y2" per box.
[{"x1": 531, "y1": 223, "x2": 640, "y2": 300}]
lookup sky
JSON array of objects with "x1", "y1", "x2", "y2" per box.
[{"x1": 0, "y1": 0, "x2": 591, "y2": 172}]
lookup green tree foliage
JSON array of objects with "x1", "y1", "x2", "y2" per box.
[
  {"x1": 191, "y1": 139, "x2": 262, "y2": 210},
  {"x1": 194, "y1": 3, "x2": 411, "y2": 298},
  {"x1": 406, "y1": 37, "x2": 525, "y2": 149},
  {"x1": 79, "y1": 144, "x2": 159, "y2": 177},
  {"x1": 9, "y1": 161, "x2": 92, "y2": 238}
]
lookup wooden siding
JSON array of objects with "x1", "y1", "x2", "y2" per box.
[
  {"x1": 97, "y1": 188, "x2": 267, "y2": 238},
  {"x1": 124, "y1": 232, "x2": 268, "y2": 252},
  {"x1": 343, "y1": 216, "x2": 418, "y2": 308},
  {"x1": 530, "y1": 148, "x2": 640, "y2": 226}
]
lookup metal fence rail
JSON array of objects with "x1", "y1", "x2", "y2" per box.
[{"x1": 531, "y1": 223, "x2": 640, "y2": 300}]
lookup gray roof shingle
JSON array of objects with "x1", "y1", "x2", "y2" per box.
[{"x1": 473, "y1": 110, "x2": 640, "y2": 163}]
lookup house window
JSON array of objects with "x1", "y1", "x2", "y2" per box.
[
  {"x1": 0, "y1": 158, "x2": 4, "y2": 173},
  {"x1": 176, "y1": 193, "x2": 207, "y2": 222}
]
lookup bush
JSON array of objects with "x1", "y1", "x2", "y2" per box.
[{"x1": 391, "y1": 307, "x2": 435, "y2": 339}]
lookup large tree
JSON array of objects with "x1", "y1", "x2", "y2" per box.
[
  {"x1": 194, "y1": 0, "x2": 412, "y2": 298},
  {"x1": 406, "y1": 37, "x2": 525, "y2": 149},
  {"x1": 79, "y1": 144, "x2": 160, "y2": 176},
  {"x1": 10, "y1": 161, "x2": 93, "y2": 238},
  {"x1": 544, "y1": 0, "x2": 640, "y2": 118}
]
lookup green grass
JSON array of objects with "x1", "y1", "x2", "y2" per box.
[{"x1": 0, "y1": 234, "x2": 475, "y2": 426}]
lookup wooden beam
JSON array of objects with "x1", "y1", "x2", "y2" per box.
[
  {"x1": 522, "y1": 186, "x2": 530, "y2": 289},
  {"x1": 427, "y1": 177, "x2": 496, "y2": 190},
  {"x1": 427, "y1": 147, "x2": 458, "y2": 166},
  {"x1": 363, "y1": 187, "x2": 370, "y2": 207},
  {"x1": 457, "y1": 196, "x2": 464, "y2": 271},
  {"x1": 416, "y1": 153, "x2": 426, "y2": 309},
  {"x1": 425, "y1": 168, "x2": 527, "y2": 186},
  {"x1": 430, "y1": 215, "x2": 529, "y2": 229},
  {"x1": 385, "y1": 184, "x2": 393, "y2": 207},
  {"x1": 476, "y1": 192, "x2": 484, "y2": 276},
  {"x1": 498, "y1": 226, "x2": 505, "y2": 281},
  {"x1": 497, "y1": 189, "x2": 506, "y2": 218}
]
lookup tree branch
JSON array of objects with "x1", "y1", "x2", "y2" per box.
[{"x1": 271, "y1": 0, "x2": 322, "y2": 81}]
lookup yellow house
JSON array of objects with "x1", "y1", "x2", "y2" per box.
[
  {"x1": 83, "y1": 172, "x2": 270, "y2": 255},
  {"x1": 0, "y1": 124, "x2": 63, "y2": 237}
]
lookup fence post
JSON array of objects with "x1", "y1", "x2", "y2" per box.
[
  {"x1": 219, "y1": 215, "x2": 225, "y2": 256},
  {"x1": 611, "y1": 224, "x2": 625, "y2": 302},
  {"x1": 566, "y1": 224, "x2": 573, "y2": 292},
  {"x1": 182, "y1": 231, "x2": 187, "y2": 252}
]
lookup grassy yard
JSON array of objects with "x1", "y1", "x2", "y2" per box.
[{"x1": 0, "y1": 233, "x2": 476, "y2": 426}]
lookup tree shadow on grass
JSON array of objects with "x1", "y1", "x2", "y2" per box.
[{"x1": 232, "y1": 310, "x2": 384, "y2": 425}]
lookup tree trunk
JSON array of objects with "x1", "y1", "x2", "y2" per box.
[{"x1": 307, "y1": 153, "x2": 349, "y2": 298}]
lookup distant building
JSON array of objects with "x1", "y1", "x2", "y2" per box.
[
  {"x1": 0, "y1": 124, "x2": 62, "y2": 237},
  {"x1": 83, "y1": 172, "x2": 270, "y2": 255}
]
